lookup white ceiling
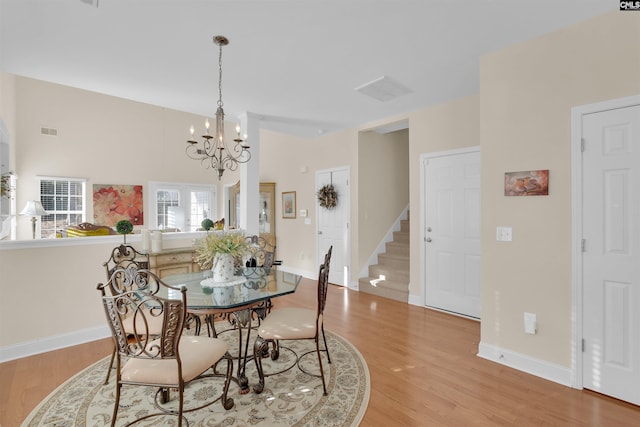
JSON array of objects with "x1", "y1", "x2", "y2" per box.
[{"x1": 0, "y1": 0, "x2": 618, "y2": 138}]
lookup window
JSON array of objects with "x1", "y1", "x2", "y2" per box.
[
  {"x1": 39, "y1": 177, "x2": 86, "y2": 238},
  {"x1": 149, "y1": 182, "x2": 216, "y2": 232}
]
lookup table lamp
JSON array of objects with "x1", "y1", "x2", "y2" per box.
[{"x1": 20, "y1": 200, "x2": 49, "y2": 239}]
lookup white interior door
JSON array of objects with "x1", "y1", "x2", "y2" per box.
[
  {"x1": 423, "y1": 149, "x2": 481, "y2": 318},
  {"x1": 582, "y1": 104, "x2": 640, "y2": 405},
  {"x1": 316, "y1": 168, "x2": 349, "y2": 286}
]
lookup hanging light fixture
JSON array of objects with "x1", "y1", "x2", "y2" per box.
[{"x1": 186, "y1": 35, "x2": 250, "y2": 179}]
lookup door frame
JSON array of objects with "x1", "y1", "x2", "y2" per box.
[
  {"x1": 571, "y1": 93, "x2": 640, "y2": 389},
  {"x1": 420, "y1": 146, "x2": 480, "y2": 310},
  {"x1": 315, "y1": 166, "x2": 351, "y2": 287}
]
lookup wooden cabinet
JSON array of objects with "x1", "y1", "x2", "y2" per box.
[
  {"x1": 149, "y1": 247, "x2": 201, "y2": 278},
  {"x1": 259, "y1": 182, "x2": 276, "y2": 250}
]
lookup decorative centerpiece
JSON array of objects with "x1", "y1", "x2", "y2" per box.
[{"x1": 194, "y1": 230, "x2": 249, "y2": 283}]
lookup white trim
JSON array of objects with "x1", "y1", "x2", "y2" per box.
[
  {"x1": 419, "y1": 146, "x2": 480, "y2": 309},
  {"x1": 478, "y1": 342, "x2": 573, "y2": 387},
  {"x1": 570, "y1": 94, "x2": 640, "y2": 390},
  {"x1": 0, "y1": 230, "x2": 206, "y2": 251},
  {"x1": 0, "y1": 325, "x2": 111, "y2": 363}
]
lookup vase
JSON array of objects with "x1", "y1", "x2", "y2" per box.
[{"x1": 212, "y1": 253, "x2": 235, "y2": 283}]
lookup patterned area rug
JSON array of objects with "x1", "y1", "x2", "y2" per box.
[{"x1": 22, "y1": 328, "x2": 369, "y2": 426}]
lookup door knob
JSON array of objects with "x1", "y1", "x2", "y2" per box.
[{"x1": 426, "y1": 237, "x2": 432, "y2": 242}]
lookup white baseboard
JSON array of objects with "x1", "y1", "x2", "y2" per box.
[
  {"x1": 477, "y1": 341, "x2": 573, "y2": 387},
  {"x1": 408, "y1": 292, "x2": 421, "y2": 306},
  {"x1": 0, "y1": 325, "x2": 111, "y2": 363}
]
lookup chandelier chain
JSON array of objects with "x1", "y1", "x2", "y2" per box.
[{"x1": 217, "y1": 42, "x2": 223, "y2": 108}]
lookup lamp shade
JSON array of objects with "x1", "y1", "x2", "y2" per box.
[{"x1": 20, "y1": 200, "x2": 49, "y2": 216}]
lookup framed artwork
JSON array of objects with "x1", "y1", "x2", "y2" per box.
[
  {"x1": 93, "y1": 184, "x2": 144, "y2": 226},
  {"x1": 504, "y1": 170, "x2": 549, "y2": 196},
  {"x1": 282, "y1": 191, "x2": 296, "y2": 218}
]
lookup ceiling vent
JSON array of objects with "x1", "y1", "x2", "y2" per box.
[
  {"x1": 40, "y1": 127, "x2": 58, "y2": 136},
  {"x1": 355, "y1": 76, "x2": 412, "y2": 102}
]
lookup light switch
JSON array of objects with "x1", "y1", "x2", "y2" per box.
[
  {"x1": 524, "y1": 312, "x2": 537, "y2": 334},
  {"x1": 496, "y1": 226, "x2": 513, "y2": 242}
]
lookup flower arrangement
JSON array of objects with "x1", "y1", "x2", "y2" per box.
[
  {"x1": 317, "y1": 184, "x2": 338, "y2": 209},
  {"x1": 194, "y1": 230, "x2": 249, "y2": 269}
]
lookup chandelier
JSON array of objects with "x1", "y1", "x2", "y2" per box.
[{"x1": 186, "y1": 35, "x2": 250, "y2": 179}]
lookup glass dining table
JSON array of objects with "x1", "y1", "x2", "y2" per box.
[{"x1": 161, "y1": 267, "x2": 302, "y2": 394}]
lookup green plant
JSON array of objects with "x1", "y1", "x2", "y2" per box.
[
  {"x1": 1, "y1": 172, "x2": 14, "y2": 198},
  {"x1": 201, "y1": 218, "x2": 214, "y2": 231},
  {"x1": 116, "y1": 219, "x2": 134, "y2": 243},
  {"x1": 194, "y1": 230, "x2": 248, "y2": 269}
]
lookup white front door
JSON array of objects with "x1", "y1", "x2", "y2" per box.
[
  {"x1": 423, "y1": 149, "x2": 481, "y2": 318},
  {"x1": 316, "y1": 167, "x2": 350, "y2": 286},
  {"x1": 582, "y1": 104, "x2": 640, "y2": 405}
]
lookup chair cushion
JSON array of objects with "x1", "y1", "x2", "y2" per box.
[
  {"x1": 257, "y1": 308, "x2": 318, "y2": 340},
  {"x1": 122, "y1": 309, "x2": 164, "y2": 336},
  {"x1": 121, "y1": 336, "x2": 228, "y2": 384}
]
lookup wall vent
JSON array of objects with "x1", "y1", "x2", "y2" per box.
[{"x1": 40, "y1": 127, "x2": 58, "y2": 136}]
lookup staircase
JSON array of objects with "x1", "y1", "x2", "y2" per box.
[{"x1": 358, "y1": 214, "x2": 409, "y2": 303}]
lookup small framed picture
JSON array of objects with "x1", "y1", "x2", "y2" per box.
[
  {"x1": 504, "y1": 170, "x2": 549, "y2": 196},
  {"x1": 282, "y1": 191, "x2": 296, "y2": 219}
]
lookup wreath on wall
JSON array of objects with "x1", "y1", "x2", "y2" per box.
[{"x1": 317, "y1": 184, "x2": 338, "y2": 209}]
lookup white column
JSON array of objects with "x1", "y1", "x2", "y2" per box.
[{"x1": 239, "y1": 112, "x2": 260, "y2": 237}]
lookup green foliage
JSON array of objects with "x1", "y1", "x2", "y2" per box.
[
  {"x1": 194, "y1": 230, "x2": 248, "y2": 269},
  {"x1": 201, "y1": 218, "x2": 214, "y2": 231},
  {"x1": 116, "y1": 220, "x2": 134, "y2": 235}
]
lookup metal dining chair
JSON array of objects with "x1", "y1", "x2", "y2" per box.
[
  {"x1": 98, "y1": 268, "x2": 234, "y2": 426},
  {"x1": 253, "y1": 246, "x2": 332, "y2": 395}
]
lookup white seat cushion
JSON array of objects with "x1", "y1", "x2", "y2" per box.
[
  {"x1": 258, "y1": 308, "x2": 319, "y2": 340},
  {"x1": 121, "y1": 336, "x2": 228, "y2": 384}
]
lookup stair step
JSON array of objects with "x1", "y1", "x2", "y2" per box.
[
  {"x1": 368, "y1": 263, "x2": 409, "y2": 282},
  {"x1": 377, "y1": 253, "x2": 409, "y2": 269},
  {"x1": 385, "y1": 241, "x2": 409, "y2": 257},
  {"x1": 359, "y1": 210, "x2": 410, "y2": 304},
  {"x1": 392, "y1": 230, "x2": 409, "y2": 244},
  {"x1": 358, "y1": 277, "x2": 408, "y2": 303}
]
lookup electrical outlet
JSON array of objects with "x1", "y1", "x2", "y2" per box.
[{"x1": 496, "y1": 226, "x2": 513, "y2": 242}]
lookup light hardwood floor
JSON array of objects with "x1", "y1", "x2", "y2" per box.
[{"x1": 2, "y1": 279, "x2": 639, "y2": 426}]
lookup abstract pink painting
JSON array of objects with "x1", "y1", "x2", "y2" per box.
[{"x1": 93, "y1": 184, "x2": 144, "y2": 226}]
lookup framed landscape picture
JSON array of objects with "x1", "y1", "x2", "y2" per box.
[{"x1": 282, "y1": 191, "x2": 296, "y2": 218}]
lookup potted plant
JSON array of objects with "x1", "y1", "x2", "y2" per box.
[
  {"x1": 194, "y1": 230, "x2": 249, "y2": 282},
  {"x1": 116, "y1": 219, "x2": 134, "y2": 244},
  {"x1": 201, "y1": 218, "x2": 214, "y2": 232}
]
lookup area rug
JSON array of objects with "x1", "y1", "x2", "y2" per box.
[{"x1": 22, "y1": 328, "x2": 369, "y2": 426}]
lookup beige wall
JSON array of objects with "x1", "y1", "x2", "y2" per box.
[
  {"x1": 408, "y1": 94, "x2": 481, "y2": 297},
  {"x1": 13, "y1": 76, "x2": 241, "y2": 239},
  {"x1": 357, "y1": 129, "x2": 409, "y2": 269},
  {"x1": 259, "y1": 128, "x2": 359, "y2": 278},
  {"x1": 479, "y1": 11, "x2": 640, "y2": 367},
  {"x1": 0, "y1": 234, "x2": 199, "y2": 350}
]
